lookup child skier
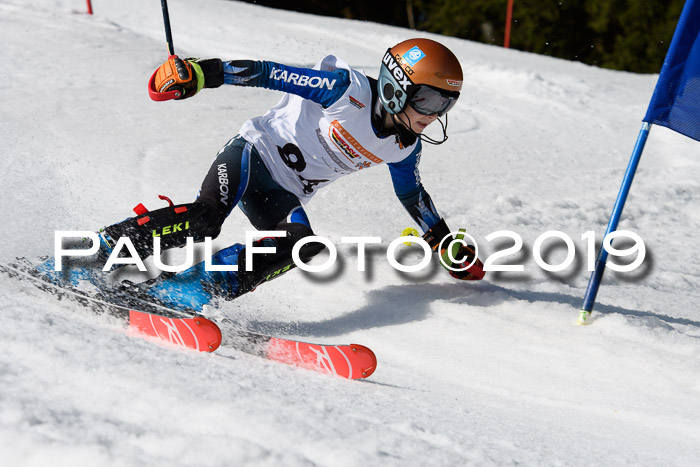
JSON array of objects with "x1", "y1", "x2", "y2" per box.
[{"x1": 97, "y1": 38, "x2": 485, "y2": 310}]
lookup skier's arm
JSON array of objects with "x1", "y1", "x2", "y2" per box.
[
  {"x1": 221, "y1": 60, "x2": 350, "y2": 108},
  {"x1": 387, "y1": 145, "x2": 441, "y2": 234},
  {"x1": 388, "y1": 147, "x2": 485, "y2": 281},
  {"x1": 150, "y1": 57, "x2": 350, "y2": 107}
]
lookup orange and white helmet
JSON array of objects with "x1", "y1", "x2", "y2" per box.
[{"x1": 378, "y1": 38, "x2": 463, "y2": 116}]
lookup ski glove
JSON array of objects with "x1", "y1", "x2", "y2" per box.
[
  {"x1": 423, "y1": 218, "x2": 485, "y2": 281},
  {"x1": 152, "y1": 57, "x2": 224, "y2": 100}
]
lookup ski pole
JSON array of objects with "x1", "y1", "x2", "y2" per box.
[{"x1": 160, "y1": 0, "x2": 175, "y2": 56}]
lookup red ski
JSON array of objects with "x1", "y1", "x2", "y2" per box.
[
  {"x1": 128, "y1": 310, "x2": 222, "y2": 352},
  {"x1": 267, "y1": 339, "x2": 376, "y2": 379},
  {"x1": 226, "y1": 331, "x2": 376, "y2": 379},
  {"x1": 1, "y1": 261, "x2": 377, "y2": 379},
  {"x1": 128, "y1": 308, "x2": 378, "y2": 379},
  {"x1": 219, "y1": 323, "x2": 377, "y2": 379}
]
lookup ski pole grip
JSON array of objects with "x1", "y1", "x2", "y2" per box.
[
  {"x1": 148, "y1": 55, "x2": 183, "y2": 101},
  {"x1": 148, "y1": 69, "x2": 182, "y2": 101}
]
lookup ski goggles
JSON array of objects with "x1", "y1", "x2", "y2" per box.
[{"x1": 408, "y1": 85, "x2": 459, "y2": 117}]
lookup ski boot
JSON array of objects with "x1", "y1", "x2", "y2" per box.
[
  {"x1": 137, "y1": 225, "x2": 324, "y2": 312},
  {"x1": 141, "y1": 243, "x2": 244, "y2": 312},
  {"x1": 30, "y1": 229, "x2": 116, "y2": 293}
]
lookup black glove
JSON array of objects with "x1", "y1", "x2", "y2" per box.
[{"x1": 191, "y1": 58, "x2": 224, "y2": 89}]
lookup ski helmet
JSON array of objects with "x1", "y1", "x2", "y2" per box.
[{"x1": 377, "y1": 38, "x2": 463, "y2": 116}]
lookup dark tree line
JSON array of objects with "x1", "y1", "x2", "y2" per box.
[{"x1": 237, "y1": 0, "x2": 686, "y2": 73}]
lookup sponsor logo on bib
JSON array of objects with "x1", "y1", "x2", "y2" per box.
[
  {"x1": 328, "y1": 121, "x2": 383, "y2": 169},
  {"x1": 349, "y1": 96, "x2": 365, "y2": 109}
]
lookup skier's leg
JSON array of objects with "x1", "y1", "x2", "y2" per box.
[
  {"x1": 102, "y1": 135, "x2": 253, "y2": 260},
  {"x1": 135, "y1": 140, "x2": 324, "y2": 309},
  {"x1": 236, "y1": 219, "x2": 324, "y2": 295},
  {"x1": 233, "y1": 151, "x2": 325, "y2": 295},
  {"x1": 140, "y1": 217, "x2": 324, "y2": 312}
]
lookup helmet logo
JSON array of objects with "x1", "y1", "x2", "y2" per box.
[
  {"x1": 402, "y1": 46, "x2": 426, "y2": 66},
  {"x1": 382, "y1": 52, "x2": 413, "y2": 92}
]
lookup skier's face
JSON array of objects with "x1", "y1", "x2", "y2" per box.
[{"x1": 399, "y1": 105, "x2": 439, "y2": 134}]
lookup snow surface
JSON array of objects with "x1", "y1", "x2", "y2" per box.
[{"x1": 2, "y1": 0, "x2": 700, "y2": 465}]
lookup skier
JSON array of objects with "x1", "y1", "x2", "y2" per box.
[{"x1": 94, "y1": 38, "x2": 485, "y2": 310}]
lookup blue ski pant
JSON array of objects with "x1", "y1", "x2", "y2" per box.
[{"x1": 196, "y1": 135, "x2": 311, "y2": 231}]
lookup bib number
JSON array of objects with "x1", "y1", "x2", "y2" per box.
[{"x1": 277, "y1": 143, "x2": 328, "y2": 194}]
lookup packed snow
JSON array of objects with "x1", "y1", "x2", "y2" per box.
[{"x1": 1, "y1": 0, "x2": 700, "y2": 465}]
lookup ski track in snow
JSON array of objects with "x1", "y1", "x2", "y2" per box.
[{"x1": 1, "y1": 0, "x2": 700, "y2": 465}]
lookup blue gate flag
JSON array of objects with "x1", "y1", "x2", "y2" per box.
[
  {"x1": 580, "y1": 1, "x2": 700, "y2": 323},
  {"x1": 644, "y1": 0, "x2": 700, "y2": 142}
]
